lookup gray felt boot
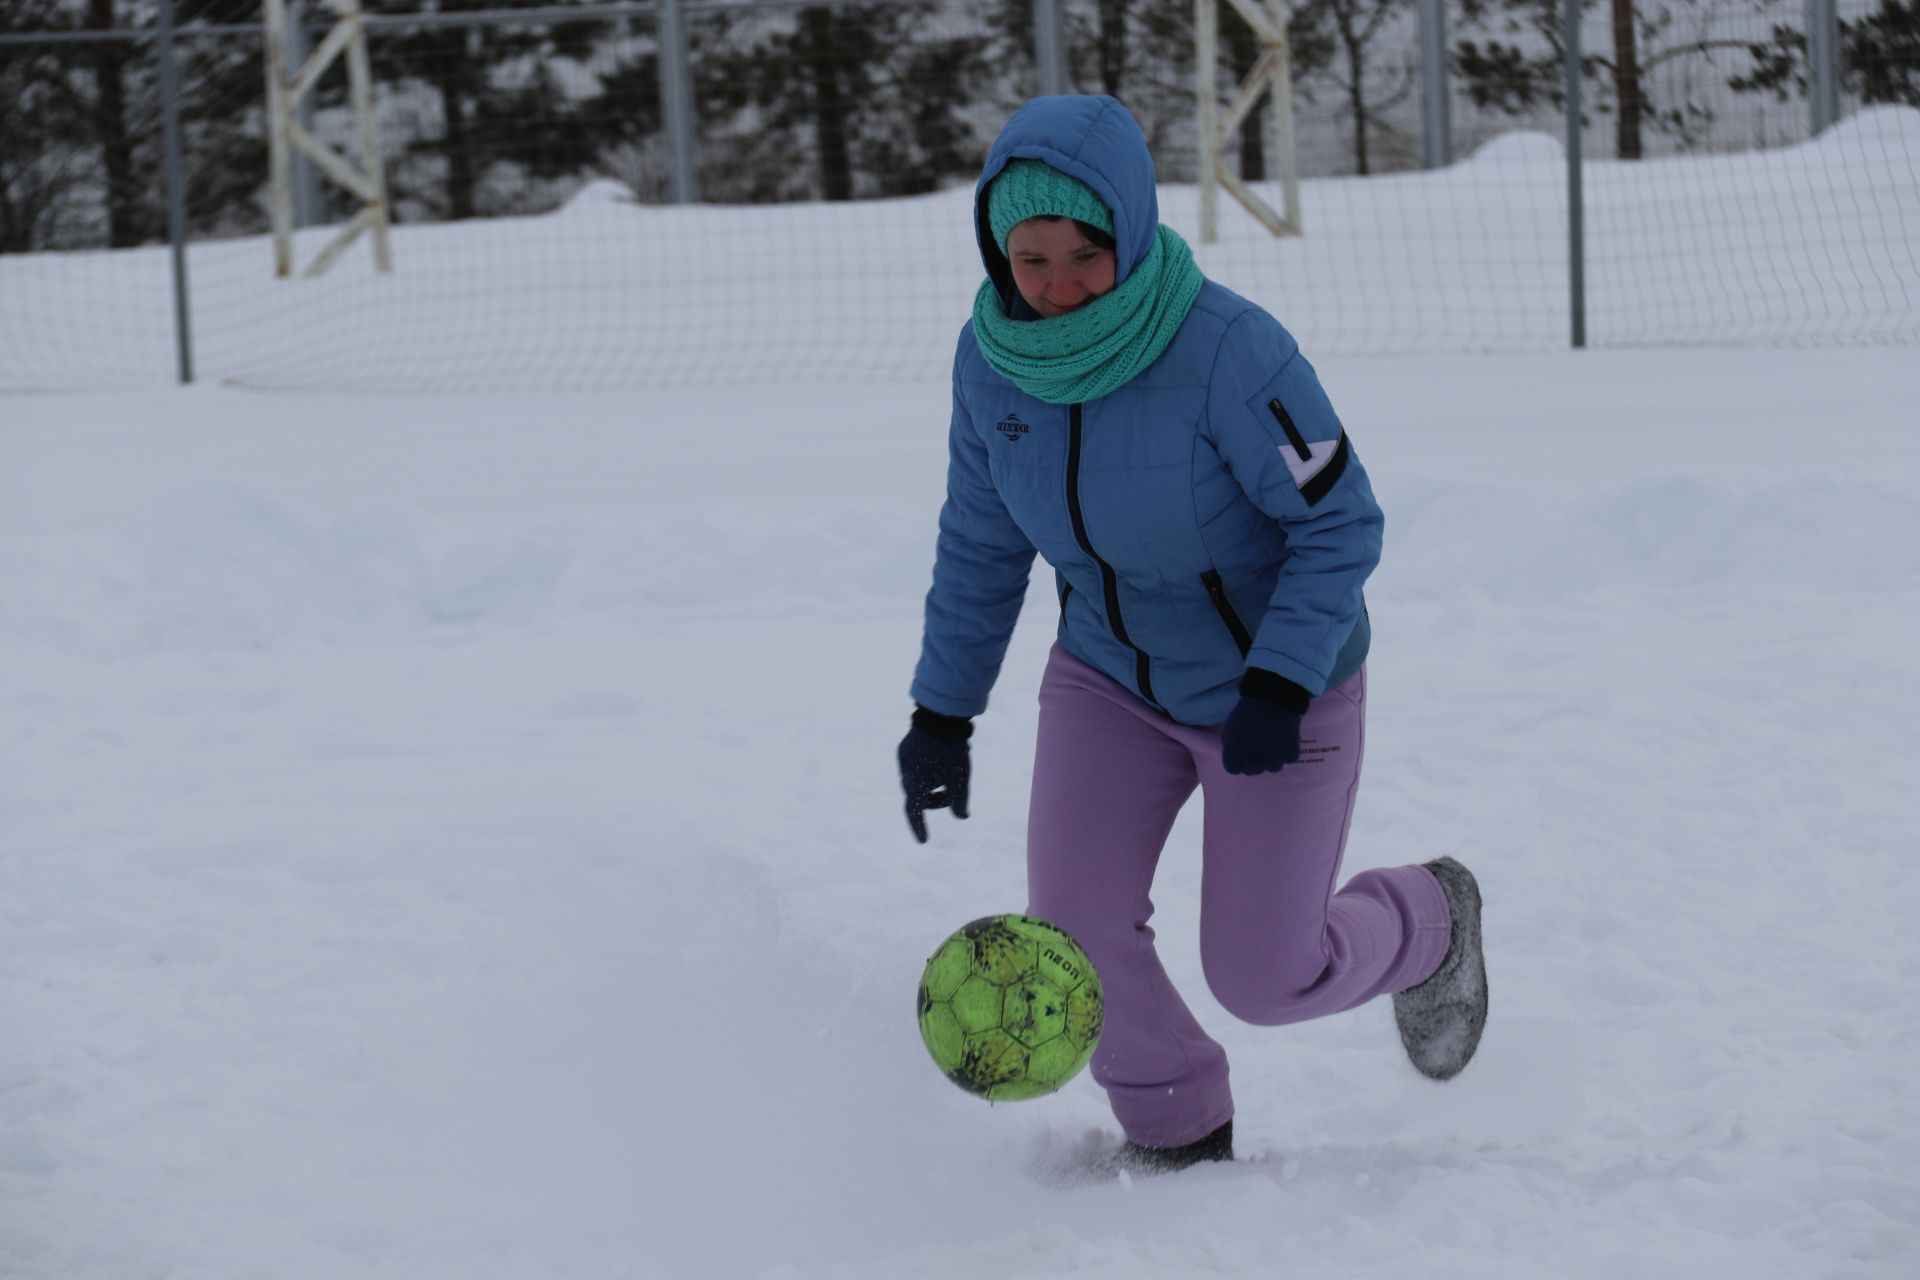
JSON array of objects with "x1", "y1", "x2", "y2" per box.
[
  {"x1": 1392, "y1": 857, "x2": 1487, "y2": 1081},
  {"x1": 1118, "y1": 1119, "x2": 1234, "y2": 1175}
]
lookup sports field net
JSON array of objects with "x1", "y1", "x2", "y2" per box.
[{"x1": 1, "y1": 0, "x2": 1915, "y2": 391}]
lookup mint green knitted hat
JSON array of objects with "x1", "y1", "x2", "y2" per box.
[{"x1": 987, "y1": 159, "x2": 1114, "y2": 251}]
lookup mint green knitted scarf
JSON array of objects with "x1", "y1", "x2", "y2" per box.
[{"x1": 971, "y1": 223, "x2": 1205, "y2": 405}]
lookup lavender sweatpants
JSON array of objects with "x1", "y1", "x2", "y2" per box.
[{"x1": 1025, "y1": 645, "x2": 1451, "y2": 1148}]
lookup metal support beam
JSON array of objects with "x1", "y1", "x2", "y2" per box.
[
  {"x1": 343, "y1": 2, "x2": 392, "y2": 272},
  {"x1": 1806, "y1": 0, "x2": 1840, "y2": 136},
  {"x1": 1261, "y1": 0, "x2": 1300, "y2": 232},
  {"x1": 1196, "y1": 0, "x2": 1301, "y2": 243},
  {"x1": 1418, "y1": 0, "x2": 1451, "y2": 169},
  {"x1": 265, "y1": 0, "x2": 392, "y2": 278},
  {"x1": 157, "y1": 0, "x2": 194, "y2": 383},
  {"x1": 1033, "y1": 0, "x2": 1067, "y2": 97},
  {"x1": 657, "y1": 0, "x2": 699, "y2": 203},
  {"x1": 286, "y1": 2, "x2": 322, "y2": 227},
  {"x1": 1563, "y1": 0, "x2": 1586, "y2": 349}
]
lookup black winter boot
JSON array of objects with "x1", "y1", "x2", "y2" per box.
[
  {"x1": 1392, "y1": 857, "x2": 1488, "y2": 1081},
  {"x1": 1119, "y1": 1119, "x2": 1234, "y2": 1174}
]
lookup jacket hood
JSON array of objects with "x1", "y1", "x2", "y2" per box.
[{"x1": 974, "y1": 95, "x2": 1160, "y2": 311}]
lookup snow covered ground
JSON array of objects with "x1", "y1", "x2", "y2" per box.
[{"x1": 4, "y1": 343, "x2": 1917, "y2": 1278}]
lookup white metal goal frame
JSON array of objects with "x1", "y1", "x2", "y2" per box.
[
  {"x1": 264, "y1": 0, "x2": 393, "y2": 278},
  {"x1": 1195, "y1": 0, "x2": 1303, "y2": 243}
]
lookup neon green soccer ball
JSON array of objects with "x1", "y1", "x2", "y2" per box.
[{"x1": 916, "y1": 914, "x2": 1103, "y2": 1101}]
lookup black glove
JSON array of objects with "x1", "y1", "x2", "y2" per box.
[
  {"x1": 898, "y1": 705, "x2": 972, "y2": 843},
  {"x1": 1220, "y1": 669, "x2": 1310, "y2": 777}
]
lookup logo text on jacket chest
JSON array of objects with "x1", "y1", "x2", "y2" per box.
[{"x1": 995, "y1": 413, "x2": 1029, "y2": 442}]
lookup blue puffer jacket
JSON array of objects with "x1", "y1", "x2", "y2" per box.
[{"x1": 911, "y1": 95, "x2": 1381, "y2": 727}]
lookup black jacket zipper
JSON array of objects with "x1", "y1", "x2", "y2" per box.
[
  {"x1": 1201, "y1": 569, "x2": 1253, "y2": 657},
  {"x1": 1066, "y1": 403, "x2": 1157, "y2": 706}
]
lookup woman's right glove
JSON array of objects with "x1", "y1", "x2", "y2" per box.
[
  {"x1": 1220, "y1": 668, "x2": 1311, "y2": 777},
  {"x1": 897, "y1": 705, "x2": 972, "y2": 844}
]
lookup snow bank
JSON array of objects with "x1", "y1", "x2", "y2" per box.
[
  {"x1": 1466, "y1": 131, "x2": 1564, "y2": 167},
  {"x1": 3, "y1": 115, "x2": 1915, "y2": 391}
]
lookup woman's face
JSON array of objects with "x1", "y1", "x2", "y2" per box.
[{"x1": 1006, "y1": 218, "x2": 1117, "y2": 318}]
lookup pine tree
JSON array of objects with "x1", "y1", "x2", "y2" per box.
[
  {"x1": 1730, "y1": 0, "x2": 1920, "y2": 111},
  {"x1": 1849, "y1": 0, "x2": 1920, "y2": 106},
  {"x1": 614, "y1": 2, "x2": 994, "y2": 204},
  {"x1": 0, "y1": 2, "x2": 88, "y2": 251},
  {"x1": 1290, "y1": 0, "x2": 1417, "y2": 174},
  {"x1": 1000, "y1": 0, "x2": 1336, "y2": 181},
  {"x1": 1451, "y1": 0, "x2": 1801, "y2": 159},
  {"x1": 3, "y1": 1, "x2": 266, "y2": 250},
  {"x1": 359, "y1": 0, "x2": 615, "y2": 220}
]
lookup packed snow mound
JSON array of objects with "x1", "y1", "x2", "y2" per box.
[
  {"x1": 1380, "y1": 470, "x2": 1920, "y2": 604},
  {"x1": 0, "y1": 474, "x2": 941, "y2": 657},
  {"x1": 0, "y1": 483, "x2": 571, "y2": 656},
  {"x1": 555, "y1": 177, "x2": 638, "y2": 215},
  {"x1": 1466, "y1": 130, "x2": 1564, "y2": 167},
  {"x1": 6, "y1": 457, "x2": 1914, "y2": 661},
  {"x1": 1813, "y1": 103, "x2": 1920, "y2": 155}
]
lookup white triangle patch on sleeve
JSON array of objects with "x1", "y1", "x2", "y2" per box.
[{"x1": 1280, "y1": 436, "x2": 1340, "y2": 490}]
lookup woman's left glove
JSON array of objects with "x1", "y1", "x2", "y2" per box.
[
  {"x1": 898, "y1": 706, "x2": 973, "y2": 844},
  {"x1": 1220, "y1": 669, "x2": 1311, "y2": 776}
]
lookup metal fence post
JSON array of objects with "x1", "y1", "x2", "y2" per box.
[
  {"x1": 1806, "y1": 0, "x2": 1840, "y2": 136},
  {"x1": 1563, "y1": 0, "x2": 1585, "y2": 349},
  {"x1": 157, "y1": 0, "x2": 195, "y2": 383},
  {"x1": 1033, "y1": 0, "x2": 1067, "y2": 97},
  {"x1": 1418, "y1": 0, "x2": 1451, "y2": 169},
  {"x1": 657, "y1": 0, "x2": 699, "y2": 203}
]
